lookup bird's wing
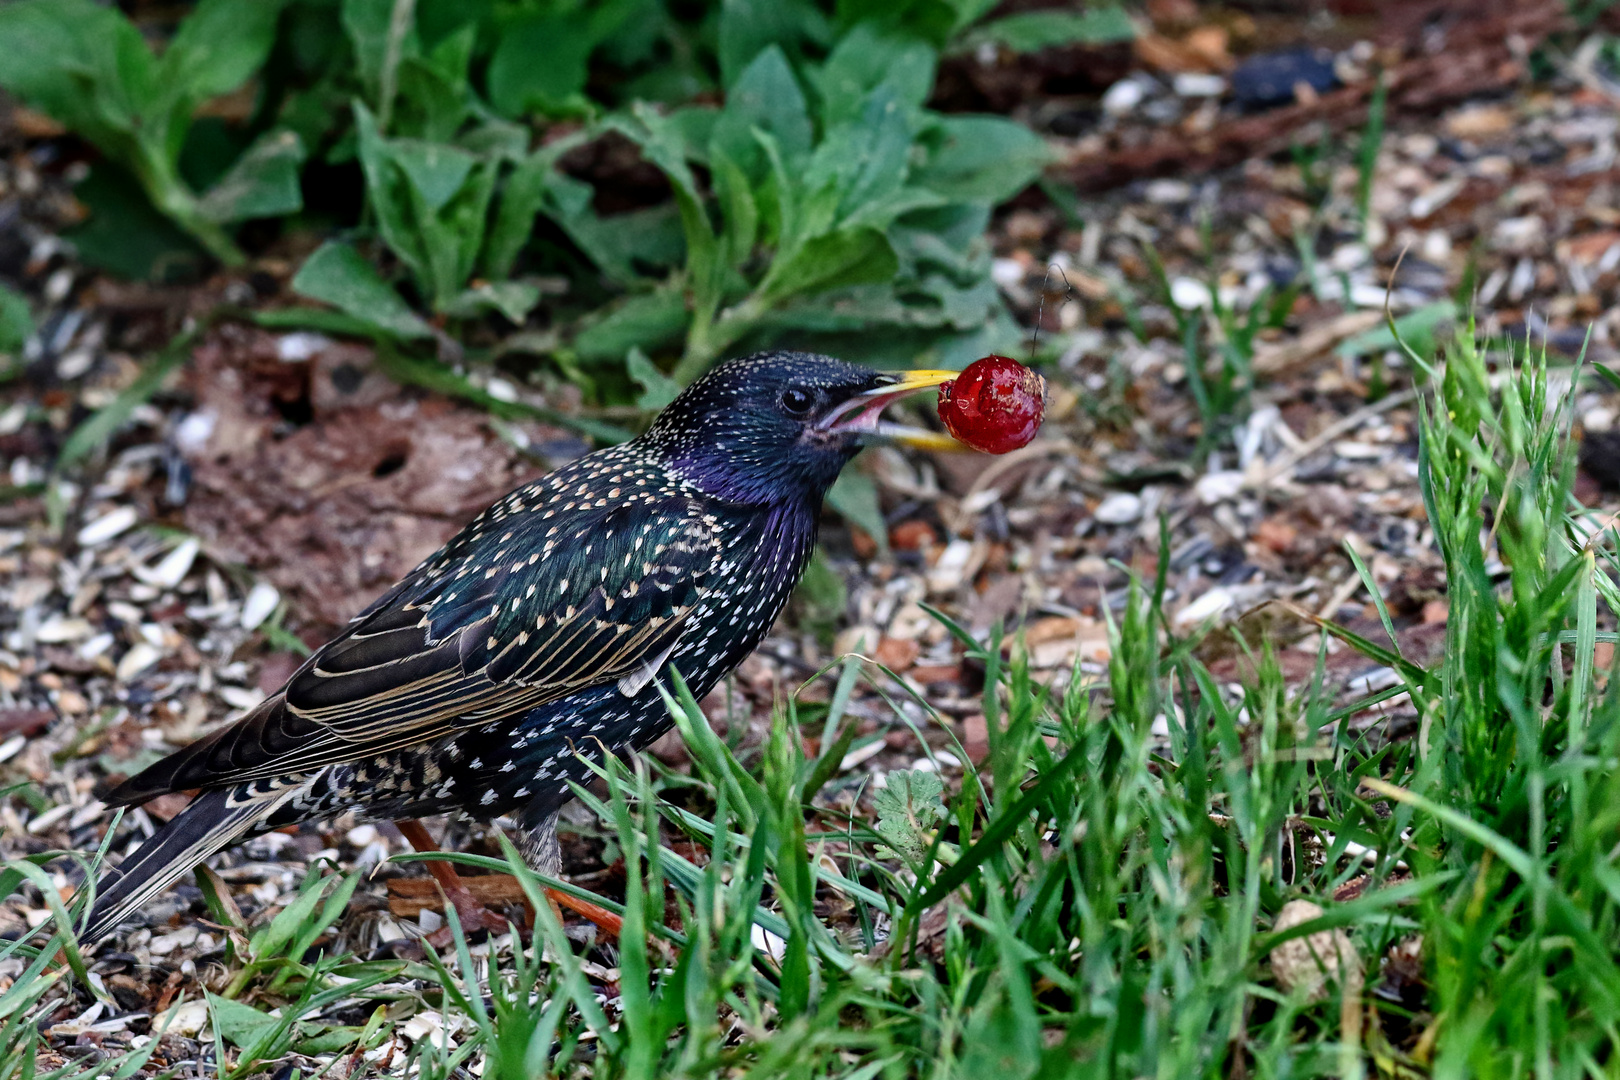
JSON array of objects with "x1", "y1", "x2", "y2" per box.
[{"x1": 105, "y1": 482, "x2": 723, "y2": 802}]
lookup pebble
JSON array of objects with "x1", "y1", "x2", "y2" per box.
[
  {"x1": 240, "y1": 581, "x2": 280, "y2": 630},
  {"x1": 1093, "y1": 492, "x2": 1143, "y2": 525},
  {"x1": 116, "y1": 641, "x2": 163, "y2": 683},
  {"x1": 1231, "y1": 47, "x2": 1338, "y2": 110},
  {"x1": 154, "y1": 1000, "x2": 209, "y2": 1038},
  {"x1": 1169, "y1": 278, "x2": 1213, "y2": 310},
  {"x1": 1194, "y1": 470, "x2": 1245, "y2": 504},
  {"x1": 219, "y1": 685, "x2": 267, "y2": 711},
  {"x1": 1101, "y1": 78, "x2": 1146, "y2": 116},
  {"x1": 144, "y1": 537, "x2": 200, "y2": 589},
  {"x1": 276, "y1": 332, "x2": 334, "y2": 362},
  {"x1": 35, "y1": 614, "x2": 93, "y2": 643},
  {"x1": 1144, "y1": 179, "x2": 1192, "y2": 205},
  {"x1": 839, "y1": 739, "x2": 887, "y2": 772},
  {"x1": 1173, "y1": 73, "x2": 1226, "y2": 98},
  {"x1": 991, "y1": 258, "x2": 1027, "y2": 288},
  {"x1": 1269, "y1": 899, "x2": 1361, "y2": 1003},
  {"x1": 75, "y1": 506, "x2": 138, "y2": 547},
  {"x1": 1174, "y1": 586, "x2": 1234, "y2": 628}
]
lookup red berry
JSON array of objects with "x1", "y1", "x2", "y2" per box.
[{"x1": 936, "y1": 355, "x2": 1046, "y2": 454}]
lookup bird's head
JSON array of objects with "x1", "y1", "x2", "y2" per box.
[{"x1": 644, "y1": 351, "x2": 957, "y2": 505}]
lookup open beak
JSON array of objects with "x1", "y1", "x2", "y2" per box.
[{"x1": 815, "y1": 370, "x2": 962, "y2": 452}]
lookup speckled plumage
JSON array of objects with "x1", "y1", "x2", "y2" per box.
[{"x1": 81, "y1": 352, "x2": 890, "y2": 942}]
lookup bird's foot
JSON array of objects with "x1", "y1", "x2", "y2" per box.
[
  {"x1": 395, "y1": 819, "x2": 514, "y2": 947},
  {"x1": 543, "y1": 887, "x2": 624, "y2": 941},
  {"x1": 393, "y1": 818, "x2": 623, "y2": 944}
]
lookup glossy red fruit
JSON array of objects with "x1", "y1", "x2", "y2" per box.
[{"x1": 937, "y1": 355, "x2": 1046, "y2": 454}]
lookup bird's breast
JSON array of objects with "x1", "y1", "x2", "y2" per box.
[{"x1": 671, "y1": 500, "x2": 819, "y2": 697}]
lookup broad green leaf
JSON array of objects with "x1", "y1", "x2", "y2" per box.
[
  {"x1": 710, "y1": 47, "x2": 812, "y2": 182},
  {"x1": 196, "y1": 130, "x2": 306, "y2": 224},
  {"x1": 158, "y1": 0, "x2": 288, "y2": 105},
  {"x1": 408, "y1": 157, "x2": 498, "y2": 309},
  {"x1": 832, "y1": 0, "x2": 998, "y2": 43},
  {"x1": 66, "y1": 167, "x2": 208, "y2": 283},
  {"x1": 207, "y1": 993, "x2": 276, "y2": 1049},
  {"x1": 0, "y1": 0, "x2": 155, "y2": 153},
  {"x1": 802, "y1": 88, "x2": 914, "y2": 232},
  {"x1": 826, "y1": 469, "x2": 888, "y2": 554},
  {"x1": 353, "y1": 102, "x2": 427, "y2": 281},
  {"x1": 758, "y1": 227, "x2": 898, "y2": 307},
  {"x1": 873, "y1": 769, "x2": 946, "y2": 864},
  {"x1": 816, "y1": 22, "x2": 937, "y2": 125},
  {"x1": 392, "y1": 45, "x2": 475, "y2": 142},
  {"x1": 387, "y1": 140, "x2": 478, "y2": 212},
  {"x1": 717, "y1": 0, "x2": 830, "y2": 88},
  {"x1": 612, "y1": 104, "x2": 722, "y2": 322},
  {"x1": 628, "y1": 347, "x2": 681, "y2": 409},
  {"x1": 488, "y1": 12, "x2": 594, "y2": 118},
  {"x1": 562, "y1": 203, "x2": 688, "y2": 285},
  {"x1": 711, "y1": 149, "x2": 760, "y2": 269},
  {"x1": 574, "y1": 289, "x2": 691, "y2": 363},
  {"x1": 443, "y1": 281, "x2": 540, "y2": 324},
  {"x1": 912, "y1": 114, "x2": 1054, "y2": 203},
  {"x1": 290, "y1": 241, "x2": 433, "y2": 340},
  {"x1": 958, "y1": 6, "x2": 1135, "y2": 53},
  {"x1": 0, "y1": 285, "x2": 33, "y2": 357}
]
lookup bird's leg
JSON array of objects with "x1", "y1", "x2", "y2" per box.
[
  {"x1": 518, "y1": 812, "x2": 624, "y2": 941},
  {"x1": 393, "y1": 819, "x2": 511, "y2": 942}
]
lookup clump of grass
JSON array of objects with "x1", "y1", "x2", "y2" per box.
[{"x1": 6, "y1": 327, "x2": 1620, "y2": 1077}]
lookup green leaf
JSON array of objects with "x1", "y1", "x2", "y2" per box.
[
  {"x1": 826, "y1": 469, "x2": 888, "y2": 554},
  {"x1": 873, "y1": 769, "x2": 946, "y2": 865},
  {"x1": 805, "y1": 89, "x2": 915, "y2": 230},
  {"x1": 816, "y1": 22, "x2": 937, "y2": 125},
  {"x1": 393, "y1": 51, "x2": 474, "y2": 142},
  {"x1": 488, "y1": 12, "x2": 593, "y2": 118},
  {"x1": 717, "y1": 0, "x2": 830, "y2": 88},
  {"x1": 529, "y1": 169, "x2": 688, "y2": 286},
  {"x1": 710, "y1": 46, "x2": 812, "y2": 182},
  {"x1": 196, "y1": 130, "x2": 306, "y2": 224},
  {"x1": 0, "y1": 0, "x2": 155, "y2": 153},
  {"x1": 341, "y1": 0, "x2": 420, "y2": 105},
  {"x1": 207, "y1": 993, "x2": 277, "y2": 1049},
  {"x1": 1337, "y1": 301, "x2": 1456, "y2": 361},
  {"x1": 912, "y1": 115, "x2": 1054, "y2": 203},
  {"x1": 628, "y1": 347, "x2": 681, "y2": 409},
  {"x1": 758, "y1": 227, "x2": 898, "y2": 308},
  {"x1": 290, "y1": 241, "x2": 433, "y2": 340},
  {"x1": 574, "y1": 289, "x2": 691, "y2": 363},
  {"x1": 160, "y1": 0, "x2": 288, "y2": 101},
  {"x1": 388, "y1": 140, "x2": 478, "y2": 213},
  {"x1": 958, "y1": 6, "x2": 1135, "y2": 53},
  {"x1": 442, "y1": 281, "x2": 540, "y2": 324},
  {"x1": 0, "y1": 285, "x2": 33, "y2": 358},
  {"x1": 66, "y1": 167, "x2": 208, "y2": 283}
]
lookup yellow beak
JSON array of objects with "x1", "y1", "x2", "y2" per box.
[{"x1": 816, "y1": 369, "x2": 964, "y2": 451}]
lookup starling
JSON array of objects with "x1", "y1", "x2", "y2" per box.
[{"x1": 81, "y1": 352, "x2": 959, "y2": 943}]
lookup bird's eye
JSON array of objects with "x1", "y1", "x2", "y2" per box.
[{"x1": 781, "y1": 387, "x2": 816, "y2": 417}]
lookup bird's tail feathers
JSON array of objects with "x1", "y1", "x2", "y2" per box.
[{"x1": 79, "y1": 786, "x2": 293, "y2": 945}]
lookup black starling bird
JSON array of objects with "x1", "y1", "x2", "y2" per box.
[{"x1": 81, "y1": 352, "x2": 958, "y2": 943}]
